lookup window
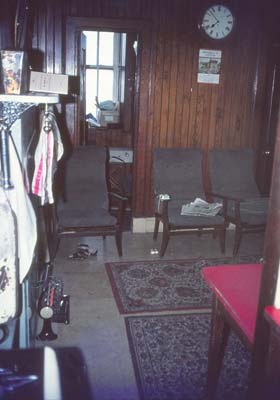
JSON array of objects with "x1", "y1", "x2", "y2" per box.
[{"x1": 84, "y1": 31, "x2": 126, "y2": 117}]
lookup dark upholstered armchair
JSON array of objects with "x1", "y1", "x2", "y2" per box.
[
  {"x1": 56, "y1": 146, "x2": 127, "y2": 257},
  {"x1": 209, "y1": 148, "x2": 268, "y2": 255},
  {"x1": 153, "y1": 148, "x2": 226, "y2": 257}
]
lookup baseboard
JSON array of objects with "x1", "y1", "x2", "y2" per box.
[
  {"x1": 133, "y1": 217, "x2": 160, "y2": 233},
  {"x1": 132, "y1": 218, "x2": 236, "y2": 233}
]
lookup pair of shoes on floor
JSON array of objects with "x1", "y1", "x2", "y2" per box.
[{"x1": 68, "y1": 244, "x2": 98, "y2": 260}]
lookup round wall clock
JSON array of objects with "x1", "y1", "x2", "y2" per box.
[{"x1": 199, "y1": 4, "x2": 235, "y2": 40}]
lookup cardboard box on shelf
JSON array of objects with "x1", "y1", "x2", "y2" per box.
[{"x1": 97, "y1": 109, "x2": 120, "y2": 127}]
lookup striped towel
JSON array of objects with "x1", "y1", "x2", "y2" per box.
[{"x1": 32, "y1": 112, "x2": 64, "y2": 205}]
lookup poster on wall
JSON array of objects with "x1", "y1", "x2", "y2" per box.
[{"x1": 197, "y1": 49, "x2": 222, "y2": 84}]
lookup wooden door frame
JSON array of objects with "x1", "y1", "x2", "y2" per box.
[
  {"x1": 257, "y1": 44, "x2": 280, "y2": 195},
  {"x1": 79, "y1": 32, "x2": 87, "y2": 145},
  {"x1": 64, "y1": 16, "x2": 151, "y2": 146}
]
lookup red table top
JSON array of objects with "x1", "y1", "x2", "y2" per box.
[
  {"x1": 202, "y1": 263, "x2": 263, "y2": 344},
  {"x1": 265, "y1": 305, "x2": 280, "y2": 328}
]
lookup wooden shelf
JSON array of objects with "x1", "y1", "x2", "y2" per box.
[{"x1": 0, "y1": 92, "x2": 60, "y2": 104}]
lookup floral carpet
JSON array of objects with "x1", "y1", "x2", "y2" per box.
[
  {"x1": 125, "y1": 313, "x2": 251, "y2": 400},
  {"x1": 105, "y1": 255, "x2": 261, "y2": 314}
]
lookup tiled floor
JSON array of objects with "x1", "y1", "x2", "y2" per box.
[{"x1": 40, "y1": 230, "x2": 264, "y2": 400}]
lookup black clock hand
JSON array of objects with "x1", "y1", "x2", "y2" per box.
[
  {"x1": 202, "y1": 20, "x2": 218, "y2": 30},
  {"x1": 209, "y1": 10, "x2": 219, "y2": 23},
  {"x1": 210, "y1": 21, "x2": 219, "y2": 28}
]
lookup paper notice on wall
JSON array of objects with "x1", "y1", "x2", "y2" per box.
[
  {"x1": 29, "y1": 71, "x2": 69, "y2": 94},
  {"x1": 197, "y1": 49, "x2": 222, "y2": 84}
]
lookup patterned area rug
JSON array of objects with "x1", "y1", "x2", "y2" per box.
[
  {"x1": 105, "y1": 255, "x2": 261, "y2": 314},
  {"x1": 125, "y1": 313, "x2": 251, "y2": 400}
]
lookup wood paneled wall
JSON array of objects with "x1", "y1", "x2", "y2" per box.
[{"x1": 1, "y1": 0, "x2": 272, "y2": 217}]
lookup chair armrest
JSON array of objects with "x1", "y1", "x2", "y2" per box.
[
  {"x1": 155, "y1": 193, "x2": 171, "y2": 200},
  {"x1": 155, "y1": 193, "x2": 171, "y2": 215},
  {"x1": 108, "y1": 191, "x2": 128, "y2": 202},
  {"x1": 207, "y1": 191, "x2": 246, "y2": 219},
  {"x1": 160, "y1": 199, "x2": 170, "y2": 223}
]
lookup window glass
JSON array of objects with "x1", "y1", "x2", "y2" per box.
[
  {"x1": 120, "y1": 33, "x2": 126, "y2": 66},
  {"x1": 99, "y1": 32, "x2": 114, "y2": 66},
  {"x1": 119, "y1": 69, "x2": 125, "y2": 102},
  {"x1": 98, "y1": 70, "x2": 114, "y2": 102},
  {"x1": 83, "y1": 31, "x2": 126, "y2": 117},
  {"x1": 86, "y1": 69, "x2": 97, "y2": 114},
  {"x1": 84, "y1": 31, "x2": 97, "y2": 65}
]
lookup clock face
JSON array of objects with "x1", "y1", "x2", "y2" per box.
[{"x1": 201, "y1": 4, "x2": 234, "y2": 40}]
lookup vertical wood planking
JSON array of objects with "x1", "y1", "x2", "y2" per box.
[
  {"x1": 46, "y1": 2, "x2": 55, "y2": 73},
  {"x1": 54, "y1": 2, "x2": 63, "y2": 74},
  {"x1": 133, "y1": 28, "x2": 153, "y2": 215},
  {"x1": 168, "y1": 30, "x2": 180, "y2": 147}
]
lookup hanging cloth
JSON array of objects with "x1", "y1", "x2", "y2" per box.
[
  {"x1": 32, "y1": 112, "x2": 64, "y2": 205},
  {"x1": 0, "y1": 186, "x2": 18, "y2": 323},
  {"x1": 0, "y1": 134, "x2": 37, "y2": 284}
]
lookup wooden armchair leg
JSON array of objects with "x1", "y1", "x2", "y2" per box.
[
  {"x1": 219, "y1": 228, "x2": 226, "y2": 254},
  {"x1": 206, "y1": 297, "x2": 230, "y2": 400},
  {"x1": 153, "y1": 214, "x2": 160, "y2": 240},
  {"x1": 233, "y1": 225, "x2": 242, "y2": 256},
  {"x1": 159, "y1": 224, "x2": 170, "y2": 257},
  {"x1": 115, "y1": 230, "x2": 123, "y2": 257}
]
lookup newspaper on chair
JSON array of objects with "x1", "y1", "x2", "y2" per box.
[{"x1": 181, "y1": 197, "x2": 222, "y2": 216}]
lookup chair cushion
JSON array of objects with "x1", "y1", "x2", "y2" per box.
[
  {"x1": 167, "y1": 202, "x2": 225, "y2": 227},
  {"x1": 209, "y1": 148, "x2": 261, "y2": 198},
  {"x1": 227, "y1": 198, "x2": 268, "y2": 224},
  {"x1": 57, "y1": 146, "x2": 117, "y2": 228},
  {"x1": 201, "y1": 263, "x2": 263, "y2": 343},
  {"x1": 63, "y1": 146, "x2": 109, "y2": 209},
  {"x1": 153, "y1": 148, "x2": 205, "y2": 199},
  {"x1": 58, "y1": 206, "x2": 116, "y2": 227}
]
